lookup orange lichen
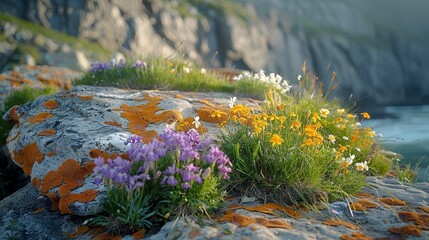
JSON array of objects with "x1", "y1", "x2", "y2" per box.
[
  {"x1": 219, "y1": 212, "x2": 256, "y2": 227},
  {"x1": 46, "y1": 192, "x2": 59, "y2": 211},
  {"x1": 219, "y1": 213, "x2": 292, "y2": 229},
  {"x1": 6, "y1": 105, "x2": 21, "y2": 123},
  {"x1": 197, "y1": 106, "x2": 228, "y2": 123},
  {"x1": 78, "y1": 95, "x2": 94, "y2": 101},
  {"x1": 132, "y1": 229, "x2": 146, "y2": 239},
  {"x1": 58, "y1": 189, "x2": 98, "y2": 214},
  {"x1": 104, "y1": 121, "x2": 122, "y2": 127},
  {"x1": 398, "y1": 211, "x2": 429, "y2": 226},
  {"x1": 418, "y1": 206, "x2": 429, "y2": 213},
  {"x1": 67, "y1": 225, "x2": 90, "y2": 238},
  {"x1": 349, "y1": 202, "x2": 366, "y2": 211},
  {"x1": 389, "y1": 225, "x2": 422, "y2": 238},
  {"x1": 236, "y1": 203, "x2": 302, "y2": 219},
  {"x1": 37, "y1": 129, "x2": 57, "y2": 136},
  {"x1": 350, "y1": 198, "x2": 378, "y2": 211},
  {"x1": 379, "y1": 197, "x2": 406, "y2": 206},
  {"x1": 89, "y1": 149, "x2": 128, "y2": 161},
  {"x1": 39, "y1": 159, "x2": 97, "y2": 214},
  {"x1": 264, "y1": 219, "x2": 293, "y2": 229},
  {"x1": 47, "y1": 152, "x2": 57, "y2": 157},
  {"x1": 44, "y1": 99, "x2": 59, "y2": 109},
  {"x1": 40, "y1": 171, "x2": 64, "y2": 193},
  {"x1": 340, "y1": 232, "x2": 373, "y2": 240},
  {"x1": 26, "y1": 112, "x2": 53, "y2": 125},
  {"x1": 198, "y1": 99, "x2": 216, "y2": 107},
  {"x1": 175, "y1": 94, "x2": 185, "y2": 99},
  {"x1": 119, "y1": 94, "x2": 183, "y2": 137},
  {"x1": 13, "y1": 142, "x2": 44, "y2": 175},
  {"x1": 140, "y1": 130, "x2": 160, "y2": 144},
  {"x1": 322, "y1": 219, "x2": 360, "y2": 230},
  {"x1": 31, "y1": 177, "x2": 40, "y2": 188}
]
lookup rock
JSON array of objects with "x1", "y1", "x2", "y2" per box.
[
  {"x1": 3, "y1": 85, "x2": 261, "y2": 216},
  {"x1": 2, "y1": 177, "x2": 429, "y2": 239},
  {"x1": 42, "y1": 49, "x2": 90, "y2": 70},
  {"x1": 0, "y1": 42, "x2": 16, "y2": 71},
  {"x1": 0, "y1": 65, "x2": 79, "y2": 111}
]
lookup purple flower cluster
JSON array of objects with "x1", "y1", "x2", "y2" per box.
[
  {"x1": 88, "y1": 58, "x2": 148, "y2": 72},
  {"x1": 93, "y1": 128, "x2": 232, "y2": 192}
]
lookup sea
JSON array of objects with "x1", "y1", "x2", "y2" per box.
[{"x1": 364, "y1": 105, "x2": 429, "y2": 182}]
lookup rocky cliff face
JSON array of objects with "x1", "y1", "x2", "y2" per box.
[{"x1": 1, "y1": 0, "x2": 428, "y2": 107}]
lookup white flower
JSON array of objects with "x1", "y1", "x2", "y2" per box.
[
  {"x1": 355, "y1": 122, "x2": 362, "y2": 127},
  {"x1": 340, "y1": 156, "x2": 354, "y2": 167},
  {"x1": 183, "y1": 66, "x2": 191, "y2": 73},
  {"x1": 342, "y1": 136, "x2": 349, "y2": 141},
  {"x1": 297, "y1": 74, "x2": 302, "y2": 81},
  {"x1": 228, "y1": 97, "x2": 237, "y2": 108},
  {"x1": 356, "y1": 148, "x2": 361, "y2": 152},
  {"x1": 356, "y1": 161, "x2": 369, "y2": 171},
  {"x1": 200, "y1": 68, "x2": 206, "y2": 74},
  {"x1": 192, "y1": 116, "x2": 201, "y2": 128}
]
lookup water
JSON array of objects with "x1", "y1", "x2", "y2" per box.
[{"x1": 365, "y1": 105, "x2": 429, "y2": 181}]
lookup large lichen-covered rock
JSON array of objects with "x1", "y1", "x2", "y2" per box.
[{"x1": 3, "y1": 85, "x2": 260, "y2": 216}]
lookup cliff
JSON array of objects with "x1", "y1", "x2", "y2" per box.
[{"x1": 1, "y1": 0, "x2": 428, "y2": 107}]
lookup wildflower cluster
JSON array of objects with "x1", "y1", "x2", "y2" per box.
[
  {"x1": 92, "y1": 127, "x2": 232, "y2": 231},
  {"x1": 88, "y1": 58, "x2": 148, "y2": 72},
  {"x1": 221, "y1": 71, "x2": 390, "y2": 203},
  {"x1": 233, "y1": 70, "x2": 292, "y2": 94}
]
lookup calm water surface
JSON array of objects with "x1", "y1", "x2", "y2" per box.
[{"x1": 365, "y1": 105, "x2": 429, "y2": 181}]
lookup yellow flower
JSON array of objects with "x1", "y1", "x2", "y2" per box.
[
  {"x1": 312, "y1": 113, "x2": 321, "y2": 123},
  {"x1": 268, "y1": 114, "x2": 278, "y2": 121},
  {"x1": 210, "y1": 110, "x2": 225, "y2": 118},
  {"x1": 278, "y1": 116, "x2": 286, "y2": 124},
  {"x1": 347, "y1": 114, "x2": 356, "y2": 119},
  {"x1": 337, "y1": 109, "x2": 345, "y2": 115},
  {"x1": 319, "y1": 108, "x2": 330, "y2": 117},
  {"x1": 361, "y1": 112, "x2": 371, "y2": 119},
  {"x1": 270, "y1": 134, "x2": 284, "y2": 147},
  {"x1": 290, "y1": 120, "x2": 302, "y2": 130},
  {"x1": 276, "y1": 103, "x2": 285, "y2": 110},
  {"x1": 304, "y1": 125, "x2": 317, "y2": 137},
  {"x1": 289, "y1": 112, "x2": 296, "y2": 117},
  {"x1": 301, "y1": 138, "x2": 313, "y2": 147},
  {"x1": 335, "y1": 117, "x2": 343, "y2": 124},
  {"x1": 328, "y1": 134, "x2": 336, "y2": 143},
  {"x1": 364, "y1": 127, "x2": 375, "y2": 137},
  {"x1": 339, "y1": 145, "x2": 348, "y2": 153}
]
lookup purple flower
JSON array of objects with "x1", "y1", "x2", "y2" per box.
[
  {"x1": 185, "y1": 163, "x2": 200, "y2": 172},
  {"x1": 182, "y1": 171, "x2": 195, "y2": 182},
  {"x1": 218, "y1": 164, "x2": 232, "y2": 180},
  {"x1": 181, "y1": 182, "x2": 191, "y2": 189},
  {"x1": 179, "y1": 146, "x2": 199, "y2": 161},
  {"x1": 164, "y1": 164, "x2": 177, "y2": 175},
  {"x1": 131, "y1": 60, "x2": 148, "y2": 69},
  {"x1": 194, "y1": 174, "x2": 202, "y2": 184},
  {"x1": 186, "y1": 129, "x2": 200, "y2": 145},
  {"x1": 167, "y1": 176, "x2": 178, "y2": 186}
]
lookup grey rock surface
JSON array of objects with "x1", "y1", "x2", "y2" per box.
[
  {"x1": 1, "y1": 177, "x2": 428, "y2": 239},
  {"x1": 3, "y1": 85, "x2": 260, "y2": 216}
]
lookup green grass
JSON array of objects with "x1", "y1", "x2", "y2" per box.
[
  {"x1": 158, "y1": 0, "x2": 251, "y2": 21},
  {"x1": 0, "y1": 12, "x2": 112, "y2": 58},
  {"x1": 15, "y1": 43, "x2": 42, "y2": 63},
  {"x1": 74, "y1": 57, "x2": 272, "y2": 98}
]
